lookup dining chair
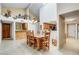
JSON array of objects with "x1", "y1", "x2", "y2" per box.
[
  {"x1": 41, "y1": 32, "x2": 50, "y2": 50},
  {"x1": 29, "y1": 31, "x2": 36, "y2": 48},
  {"x1": 26, "y1": 30, "x2": 31, "y2": 45}
]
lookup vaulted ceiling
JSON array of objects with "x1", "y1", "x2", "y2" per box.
[{"x1": 1, "y1": 3, "x2": 44, "y2": 19}]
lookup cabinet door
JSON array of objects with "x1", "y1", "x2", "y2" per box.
[{"x1": 2, "y1": 23, "x2": 10, "y2": 39}]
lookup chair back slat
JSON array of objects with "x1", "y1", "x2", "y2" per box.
[{"x1": 44, "y1": 32, "x2": 50, "y2": 40}]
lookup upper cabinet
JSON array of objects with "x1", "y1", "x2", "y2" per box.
[{"x1": 16, "y1": 23, "x2": 27, "y2": 31}]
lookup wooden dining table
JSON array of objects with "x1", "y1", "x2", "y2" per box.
[{"x1": 34, "y1": 33, "x2": 44, "y2": 50}]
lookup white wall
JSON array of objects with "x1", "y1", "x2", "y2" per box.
[
  {"x1": 57, "y1": 3, "x2": 79, "y2": 15},
  {"x1": 40, "y1": 3, "x2": 58, "y2": 48},
  {"x1": 40, "y1": 3, "x2": 57, "y2": 25},
  {"x1": 27, "y1": 20, "x2": 39, "y2": 33}
]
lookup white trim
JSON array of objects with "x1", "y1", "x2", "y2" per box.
[{"x1": 57, "y1": 15, "x2": 59, "y2": 49}]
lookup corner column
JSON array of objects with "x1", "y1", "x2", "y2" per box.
[{"x1": 12, "y1": 22, "x2": 16, "y2": 40}]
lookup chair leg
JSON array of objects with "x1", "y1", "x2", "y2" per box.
[
  {"x1": 27, "y1": 40, "x2": 28, "y2": 45},
  {"x1": 29, "y1": 42, "x2": 31, "y2": 46},
  {"x1": 33, "y1": 43, "x2": 35, "y2": 49}
]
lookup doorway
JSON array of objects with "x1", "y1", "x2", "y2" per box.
[
  {"x1": 59, "y1": 10, "x2": 79, "y2": 53},
  {"x1": 2, "y1": 23, "x2": 11, "y2": 40}
]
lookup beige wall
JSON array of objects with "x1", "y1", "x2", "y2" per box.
[
  {"x1": 0, "y1": 3, "x2": 1, "y2": 41},
  {"x1": 57, "y1": 3, "x2": 79, "y2": 49},
  {"x1": 0, "y1": 22, "x2": 2, "y2": 42},
  {"x1": 57, "y1": 3, "x2": 79, "y2": 15},
  {"x1": 1, "y1": 7, "x2": 25, "y2": 17},
  {"x1": 58, "y1": 15, "x2": 66, "y2": 49},
  {"x1": 0, "y1": 4, "x2": 1, "y2": 14}
]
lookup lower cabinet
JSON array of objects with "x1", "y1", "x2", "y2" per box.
[{"x1": 16, "y1": 31, "x2": 26, "y2": 40}]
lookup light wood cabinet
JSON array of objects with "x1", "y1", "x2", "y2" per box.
[
  {"x1": 15, "y1": 23, "x2": 28, "y2": 40},
  {"x1": 16, "y1": 23, "x2": 27, "y2": 31},
  {"x1": 16, "y1": 31, "x2": 26, "y2": 40}
]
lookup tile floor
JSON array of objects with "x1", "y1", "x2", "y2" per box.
[{"x1": 0, "y1": 38, "x2": 79, "y2": 55}]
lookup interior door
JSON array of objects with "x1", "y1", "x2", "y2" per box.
[
  {"x1": 2, "y1": 23, "x2": 10, "y2": 39},
  {"x1": 68, "y1": 24, "x2": 76, "y2": 38}
]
